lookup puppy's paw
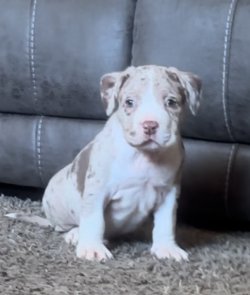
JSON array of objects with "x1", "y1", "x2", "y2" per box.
[
  {"x1": 151, "y1": 244, "x2": 188, "y2": 261},
  {"x1": 76, "y1": 243, "x2": 113, "y2": 261},
  {"x1": 64, "y1": 227, "x2": 79, "y2": 245}
]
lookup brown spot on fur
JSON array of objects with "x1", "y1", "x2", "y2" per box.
[
  {"x1": 76, "y1": 142, "x2": 94, "y2": 194},
  {"x1": 107, "y1": 81, "x2": 115, "y2": 88},
  {"x1": 177, "y1": 86, "x2": 187, "y2": 104},
  {"x1": 87, "y1": 171, "x2": 96, "y2": 179},
  {"x1": 123, "y1": 105, "x2": 131, "y2": 116},
  {"x1": 71, "y1": 161, "x2": 77, "y2": 173},
  {"x1": 167, "y1": 71, "x2": 179, "y2": 82},
  {"x1": 189, "y1": 75, "x2": 202, "y2": 93},
  {"x1": 100, "y1": 75, "x2": 116, "y2": 113},
  {"x1": 101, "y1": 77, "x2": 115, "y2": 94},
  {"x1": 119, "y1": 74, "x2": 130, "y2": 91}
]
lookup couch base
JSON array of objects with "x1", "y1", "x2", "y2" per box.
[
  {"x1": 2, "y1": 183, "x2": 250, "y2": 232},
  {"x1": 0, "y1": 183, "x2": 44, "y2": 201}
]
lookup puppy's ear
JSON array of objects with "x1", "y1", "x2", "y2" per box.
[
  {"x1": 100, "y1": 67, "x2": 134, "y2": 116},
  {"x1": 168, "y1": 67, "x2": 202, "y2": 115}
]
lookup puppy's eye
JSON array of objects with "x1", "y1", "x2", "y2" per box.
[
  {"x1": 125, "y1": 99, "x2": 135, "y2": 108},
  {"x1": 166, "y1": 98, "x2": 178, "y2": 109}
]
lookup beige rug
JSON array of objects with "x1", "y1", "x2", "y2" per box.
[{"x1": 1, "y1": 194, "x2": 250, "y2": 295}]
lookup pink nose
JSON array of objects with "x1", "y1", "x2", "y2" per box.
[{"x1": 142, "y1": 121, "x2": 159, "y2": 135}]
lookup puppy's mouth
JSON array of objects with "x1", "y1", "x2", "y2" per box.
[
  {"x1": 131, "y1": 141, "x2": 160, "y2": 151},
  {"x1": 142, "y1": 133, "x2": 171, "y2": 146},
  {"x1": 140, "y1": 138, "x2": 158, "y2": 147},
  {"x1": 129, "y1": 138, "x2": 157, "y2": 148},
  {"x1": 132, "y1": 136, "x2": 171, "y2": 149},
  {"x1": 127, "y1": 132, "x2": 172, "y2": 149}
]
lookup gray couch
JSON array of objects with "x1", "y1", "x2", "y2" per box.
[{"x1": 1, "y1": 0, "x2": 250, "y2": 229}]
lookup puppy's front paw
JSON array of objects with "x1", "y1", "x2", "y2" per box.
[
  {"x1": 64, "y1": 227, "x2": 79, "y2": 245},
  {"x1": 151, "y1": 244, "x2": 188, "y2": 261},
  {"x1": 76, "y1": 243, "x2": 113, "y2": 261}
]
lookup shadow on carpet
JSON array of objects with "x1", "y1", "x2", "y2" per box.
[{"x1": 1, "y1": 195, "x2": 250, "y2": 295}]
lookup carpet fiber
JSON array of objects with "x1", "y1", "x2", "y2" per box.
[{"x1": 1, "y1": 195, "x2": 250, "y2": 295}]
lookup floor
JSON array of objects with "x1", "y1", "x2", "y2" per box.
[{"x1": 1, "y1": 195, "x2": 250, "y2": 295}]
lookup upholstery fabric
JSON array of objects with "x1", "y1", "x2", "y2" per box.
[
  {"x1": 0, "y1": 0, "x2": 136, "y2": 119},
  {"x1": 0, "y1": 0, "x2": 249, "y2": 225},
  {"x1": 0, "y1": 113, "x2": 103, "y2": 187}
]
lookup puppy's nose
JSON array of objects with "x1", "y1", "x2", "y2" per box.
[{"x1": 142, "y1": 121, "x2": 159, "y2": 135}]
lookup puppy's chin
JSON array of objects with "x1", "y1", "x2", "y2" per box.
[
  {"x1": 128, "y1": 139, "x2": 162, "y2": 152},
  {"x1": 138, "y1": 140, "x2": 161, "y2": 151}
]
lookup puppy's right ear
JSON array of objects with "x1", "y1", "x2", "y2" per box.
[{"x1": 100, "y1": 67, "x2": 134, "y2": 116}]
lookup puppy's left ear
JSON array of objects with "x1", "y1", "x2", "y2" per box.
[{"x1": 168, "y1": 67, "x2": 202, "y2": 115}]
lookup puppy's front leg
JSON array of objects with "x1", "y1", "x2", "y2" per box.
[
  {"x1": 76, "y1": 193, "x2": 113, "y2": 261},
  {"x1": 151, "y1": 186, "x2": 188, "y2": 261}
]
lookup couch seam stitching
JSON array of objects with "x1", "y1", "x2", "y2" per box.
[
  {"x1": 131, "y1": 0, "x2": 138, "y2": 66},
  {"x1": 29, "y1": 0, "x2": 38, "y2": 111},
  {"x1": 222, "y1": 0, "x2": 237, "y2": 141},
  {"x1": 36, "y1": 116, "x2": 45, "y2": 186},
  {"x1": 224, "y1": 144, "x2": 236, "y2": 218}
]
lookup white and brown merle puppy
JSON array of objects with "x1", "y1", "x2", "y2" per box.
[{"x1": 6, "y1": 65, "x2": 202, "y2": 262}]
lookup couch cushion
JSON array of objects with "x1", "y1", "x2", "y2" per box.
[
  {"x1": 132, "y1": 0, "x2": 250, "y2": 144},
  {"x1": 0, "y1": 0, "x2": 136, "y2": 119},
  {"x1": 180, "y1": 139, "x2": 250, "y2": 225},
  {"x1": 0, "y1": 113, "x2": 104, "y2": 187}
]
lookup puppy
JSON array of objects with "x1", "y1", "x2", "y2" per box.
[{"x1": 6, "y1": 65, "x2": 202, "y2": 261}]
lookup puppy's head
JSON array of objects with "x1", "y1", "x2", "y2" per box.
[{"x1": 100, "y1": 65, "x2": 201, "y2": 151}]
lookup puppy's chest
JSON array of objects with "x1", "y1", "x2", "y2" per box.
[
  {"x1": 109, "y1": 154, "x2": 173, "y2": 189},
  {"x1": 107, "y1": 157, "x2": 172, "y2": 218}
]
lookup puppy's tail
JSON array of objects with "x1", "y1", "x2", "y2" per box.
[{"x1": 5, "y1": 213, "x2": 53, "y2": 227}]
